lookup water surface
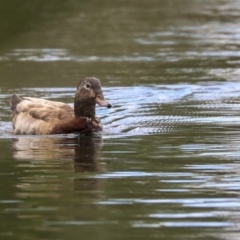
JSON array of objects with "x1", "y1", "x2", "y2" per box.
[{"x1": 1, "y1": 1, "x2": 240, "y2": 240}]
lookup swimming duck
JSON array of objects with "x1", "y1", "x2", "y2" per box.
[{"x1": 10, "y1": 77, "x2": 112, "y2": 135}]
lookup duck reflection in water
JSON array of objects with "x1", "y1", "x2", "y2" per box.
[
  {"x1": 12, "y1": 134, "x2": 106, "y2": 193},
  {"x1": 12, "y1": 134, "x2": 105, "y2": 171}
]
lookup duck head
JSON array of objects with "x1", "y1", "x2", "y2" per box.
[{"x1": 74, "y1": 77, "x2": 112, "y2": 119}]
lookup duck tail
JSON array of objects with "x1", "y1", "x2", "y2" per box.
[{"x1": 10, "y1": 93, "x2": 23, "y2": 111}]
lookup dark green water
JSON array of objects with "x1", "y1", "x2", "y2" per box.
[{"x1": 1, "y1": 1, "x2": 240, "y2": 239}]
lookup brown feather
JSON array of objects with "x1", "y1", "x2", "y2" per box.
[
  {"x1": 10, "y1": 77, "x2": 111, "y2": 135},
  {"x1": 51, "y1": 117, "x2": 101, "y2": 134}
]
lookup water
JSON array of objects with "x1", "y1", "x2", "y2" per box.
[{"x1": 1, "y1": 0, "x2": 240, "y2": 239}]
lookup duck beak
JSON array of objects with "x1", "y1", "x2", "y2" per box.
[{"x1": 95, "y1": 94, "x2": 112, "y2": 108}]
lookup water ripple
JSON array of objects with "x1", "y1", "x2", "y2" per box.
[{"x1": 1, "y1": 81, "x2": 240, "y2": 137}]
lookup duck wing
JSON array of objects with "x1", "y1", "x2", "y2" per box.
[
  {"x1": 22, "y1": 97, "x2": 74, "y2": 121},
  {"x1": 11, "y1": 94, "x2": 74, "y2": 135}
]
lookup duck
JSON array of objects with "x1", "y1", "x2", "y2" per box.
[{"x1": 10, "y1": 77, "x2": 112, "y2": 135}]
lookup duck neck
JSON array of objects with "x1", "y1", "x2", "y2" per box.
[{"x1": 74, "y1": 98, "x2": 96, "y2": 119}]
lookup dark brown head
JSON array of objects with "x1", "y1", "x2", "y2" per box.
[{"x1": 74, "y1": 77, "x2": 112, "y2": 119}]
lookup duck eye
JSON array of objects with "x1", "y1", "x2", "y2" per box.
[{"x1": 85, "y1": 83, "x2": 91, "y2": 89}]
